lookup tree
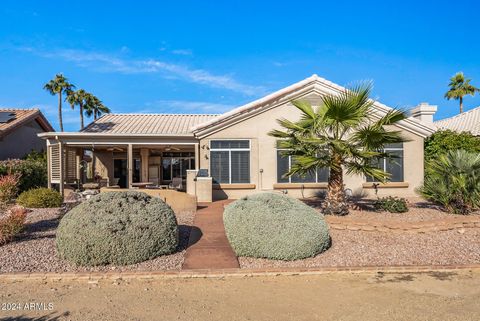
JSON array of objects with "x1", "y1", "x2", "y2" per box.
[
  {"x1": 66, "y1": 89, "x2": 89, "y2": 130},
  {"x1": 84, "y1": 94, "x2": 110, "y2": 120},
  {"x1": 43, "y1": 74, "x2": 75, "y2": 131},
  {"x1": 424, "y1": 130, "x2": 480, "y2": 163},
  {"x1": 444, "y1": 72, "x2": 480, "y2": 114},
  {"x1": 269, "y1": 83, "x2": 407, "y2": 215}
]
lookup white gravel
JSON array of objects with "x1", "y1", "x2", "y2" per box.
[{"x1": 0, "y1": 208, "x2": 195, "y2": 273}]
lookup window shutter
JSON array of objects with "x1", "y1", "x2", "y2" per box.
[{"x1": 49, "y1": 144, "x2": 61, "y2": 184}]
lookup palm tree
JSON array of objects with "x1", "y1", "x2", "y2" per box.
[
  {"x1": 444, "y1": 72, "x2": 480, "y2": 113},
  {"x1": 43, "y1": 74, "x2": 75, "y2": 131},
  {"x1": 66, "y1": 89, "x2": 89, "y2": 130},
  {"x1": 269, "y1": 83, "x2": 407, "y2": 215},
  {"x1": 85, "y1": 94, "x2": 110, "y2": 120}
]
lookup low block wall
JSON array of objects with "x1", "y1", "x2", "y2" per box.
[{"x1": 100, "y1": 188, "x2": 197, "y2": 214}]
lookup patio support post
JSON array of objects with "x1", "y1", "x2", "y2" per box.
[
  {"x1": 46, "y1": 140, "x2": 51, "y2": 189},
  {"x1": 140, "y1": 148, "x2": 149, "y2": 182},
  {"x1": 127, "y1": 144, "x2": 133, "y2": 189},
  {"x1": 194, "y1": 143, "x2": 200, "y2": 170},
  {"x1": 58, "y1": 142, "x2": 64, "y2": 196}
]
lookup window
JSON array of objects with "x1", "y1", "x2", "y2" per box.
[
  {"x1": 366, "y1": 143, "x2": 404, "y2": 182},
  {"x1": 161, "y1": 152, "x2": 195, "y2": 181},
  {"x1": 210, "y1": 140, "x2": 250, "y2": 184},
  {"x1": 276, "y1": 149, "x2": 329, "y2": 183}
]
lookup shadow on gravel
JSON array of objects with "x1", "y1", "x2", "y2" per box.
[
  {"x1": 427, "y1": 271, "x2": 458, "y2": 281},
  {"x1": 1, "y1": 312, "x2": 69, "y2": 321},
  {"x1": 374, "y1": 272, "x2": 416, "y2": 283}
]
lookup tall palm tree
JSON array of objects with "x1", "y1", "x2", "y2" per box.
[
  {"x1": 43, "y1": 74, "x2": 75, "y2": 131},
  {"x1": 66, "y1": 89, "x2": 89, "y2": 130},
  {"x1": 444, "y1": 72, "x2": 480, "y2": 113},
  {"x1": 269, "y1": 83, "x2": 407, "y2": 216},
  {"x1": 85, "y1": 94, "x2": 110, "y2": 120}
]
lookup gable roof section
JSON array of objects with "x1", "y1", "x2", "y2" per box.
[
  {"x1": 82, "y1": 113, "x2": 219, "y2": 136},
  {"x1": 0, "y1": 108, "x2": 54, "y2": 139},
  {"x1": 191, "y1": 74, "x2": 436, "y2": 138},
  {"x1": 434, "y1": 106, "x2": 480, "y2": 136}
]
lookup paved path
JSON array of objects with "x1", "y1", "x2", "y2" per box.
[
  {"x1": 2, "y1": 270, "x2": 480, "y2": 320},
  {"x1": 182, "y1": 200, "x2": 239, "y2": 269}
]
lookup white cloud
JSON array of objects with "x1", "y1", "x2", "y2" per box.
[
  {"x1": 21, "y1": 47, "x2": 264, "y2": 96},
  {"x1": 171, "y1": 49, "x2": 193, "y2": 56}
]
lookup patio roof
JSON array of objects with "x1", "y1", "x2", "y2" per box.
[{"x1": 81, "y1": 113, "x2": 219, "y2": 135}]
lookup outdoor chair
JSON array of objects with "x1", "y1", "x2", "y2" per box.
[{"x1": 169, "y1": 177, "x2": 183, "y2": 191}]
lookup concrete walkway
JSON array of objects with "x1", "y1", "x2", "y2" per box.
[{"x1": 182, "y1": 200, "x2": 239, "y2": 269}]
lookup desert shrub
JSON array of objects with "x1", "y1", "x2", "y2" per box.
[
  {"x1": 56, "y1": 191, "x2": 179, "y2": 266},
  {"x1": 0, "y1": 173, "x2": 21, "y2": 204},
  {"x1": 418, "y1": 150, "x2": 480, "y2": 214},
  {"x1": 0, "y1": 206, "x2": 27, "y2": 245},
  {"x1": 374, "y1": 196, "x2": 408, "y2": 213},
  {"x1": 425, "y1": 130, "x2": 480, "y2": 163},
  {"x1": 17, "y1": 188, "x2": 63, "y2": 208},
  {"x1": 0, "y1": 159, "x2": 47, "y2": 193},
  {"x1": 223, "y1": 193, "x2": 330, "y2": 261}
]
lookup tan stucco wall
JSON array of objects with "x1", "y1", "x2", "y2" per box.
[
  {"x1": 0, "y1": 120, "x2": 47, "y2": 160},
  {"x1": 199, "y1": 94, "x2": 425, "y2": 200},
  {"x1": 94, "y1": 151, "x2": 114, "y2": 182}
]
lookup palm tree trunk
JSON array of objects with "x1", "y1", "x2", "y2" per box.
[
  {"x1": 80, "y1": 103, "x2": 84, "y2": 130},
  {"x1": 323, "y1": 154, "x2": 349, "y2": 215},
  {"x1": 460, "y1": 97, "x2": 463, "y2": 114},
  {"x1": 58, "y1": 92, "x2": 63, "y2": 132}
]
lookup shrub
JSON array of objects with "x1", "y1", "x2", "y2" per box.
[
  {"x1": 418, "y1": 150, "x2": 480, "y2": 214},
  {"x1": 0, "y1": 206, "x2": 27, "y2": 245},
  {"x1": 223, "y1": 193, "x2": 330, "y2": 261},
  {"x1": 17, "y1": 188, "x2": 63, "y2": 208},
  {"x1": 425, "y1": 130, "x2": 480, "y2": 163},
  {"x1": 374, "y1": 196, "x2": 408, "y2": 213},
  {"x1": 0, "y1": 173, "x2": 21, "y2": 204},
  {"x1": 56, "y1": 191, "x2": 179, "y2": 266},
  {"x1": 0, "y1": 159, "x2": 47, "y2": 193}
]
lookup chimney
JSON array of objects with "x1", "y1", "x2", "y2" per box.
[{"x1": 411, "y1": 102, "x2": 437, "y2": 124}]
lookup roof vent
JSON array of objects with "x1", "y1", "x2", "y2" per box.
[{"x1": 411, "y1": 103, "x2": 437, "y2": 124}]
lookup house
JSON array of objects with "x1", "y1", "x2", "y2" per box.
[
  {"x1": 434, "y1": 106, "x2": 480, "y2": 136},
  {"x1": 0, "y1": 108, "x2": 54, "y2": 160},
  {"x1": 38, "y1": 75, "x2": 436, "y2": 201}
]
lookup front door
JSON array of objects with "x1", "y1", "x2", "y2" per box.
[{"x1": 114, "y1": 159, "x2": 128, "y2": 188}]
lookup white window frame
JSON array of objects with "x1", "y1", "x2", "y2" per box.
[
  {"x1": 276, "y1": 148, "x2": 327, "y2": 183},
  {"x1": 210, "y1": 139, "x2": 251, "y2": 184}
]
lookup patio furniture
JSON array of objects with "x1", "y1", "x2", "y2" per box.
[
  {"x1": 168, "y1": 177, "x2": 183, "y2": 191},
  {"x1": 131, "y1": 182, "x2": 153, "y2": 189}
]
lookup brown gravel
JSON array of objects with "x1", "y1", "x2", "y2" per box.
[
  {"x1": 0, "y1": 207, "x2": 195, "y2": 273},
  {"x1": 240, "y1": 228, "x2": 480, "y2": 269}
]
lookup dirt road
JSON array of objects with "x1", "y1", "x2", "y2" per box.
[{"x1": 1, "y1": 270, "x2": 480, "y2": 321}]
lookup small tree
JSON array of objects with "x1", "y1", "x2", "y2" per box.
[
  {"x1": 424, "y1": 130, "x2": 480, "y2": 163},
  {"x1": 269, "y1": 83, "x2": 407, "y2": 215},
  {"x1": 43, "y1": 74, "x2": 75, "y2": 131},
  {"x1": 444, "y1": 72, "x2": 480, "y2": 114}
]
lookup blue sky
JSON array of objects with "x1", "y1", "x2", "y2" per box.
[{"x1": 0, "y1": 0, "x2": 479, "y2": 131}]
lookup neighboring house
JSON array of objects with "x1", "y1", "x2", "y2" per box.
[
  {"x1": 0, "y1": 108, "x2": 54, "y2": 160},
  {"x1": 38, "y1": 75, "x2": 436, "y2": 200},
  {"x1": 434, "y1": 106, "x2": 480, "y2": 136}
]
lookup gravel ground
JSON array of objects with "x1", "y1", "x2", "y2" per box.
[
  {"x1": 0, "y1": 208, "x2": 195, "y2": 273},
  {"x1": 240, "y1": 228, "x2": 480, "y2": 268}
]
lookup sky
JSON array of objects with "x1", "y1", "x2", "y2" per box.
[{"x1": 0, "y1": 0, "x2": 479, "y2": 131}]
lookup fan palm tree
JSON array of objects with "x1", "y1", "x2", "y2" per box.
[
  {"x1": 444, "y1": 72, "x2": 480, "y2": 113},
  {"x1": 66, "y1": 89, "x2": 89, "y2": 130},
  {"x1": 84, "y1": 94, "x2": 110, "y2": 120},
  {"x1": 269, "y1": 83, "x2": 407, "y2": 215},
  {"x1": 43, "y1": 74, "x2": 75, "y2": 131}
]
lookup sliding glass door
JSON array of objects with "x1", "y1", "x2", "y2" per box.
[{"x1": 161, "y1": 152, "x2": 195, "y2": 182}]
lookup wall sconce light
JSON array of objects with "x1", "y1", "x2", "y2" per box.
[{"x1": 204, "y1": 154, "x2": 209, "y2": 160}]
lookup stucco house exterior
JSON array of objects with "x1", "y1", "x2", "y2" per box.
[
  {"x1": 0, "y1": 108, "x2": 54, "y2": 160},
  {"x1": 38, "y1": 75, "x2": 436, "y2": 201}
]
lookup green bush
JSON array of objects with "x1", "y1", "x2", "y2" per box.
[
  {"x1": 0, "y1": 159, "x2": 47, "y2": 194},
  {"x1": 56, "y1": 191, "x2": 179, "y2": 266},
  {"x1": 223, "y1": 193, "x2": 330, "y2": 261},
  {"x1": 418, "y1": 150, "x2": 480, "y2": 214},
  {"x1": 17, "y1": 188, "x2": 63, "y2": 208},
  {"x1": 425, "y1": 130, "x2": 480, "y2": 163},
  {"x1": 374, "y1": 196, "x2": 408, "y2": 213}
]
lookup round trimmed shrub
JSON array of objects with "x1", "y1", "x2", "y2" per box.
[
  {"x1": 56, "y1": 191, "x2": 179, "y2": 266},
  {"x1": 224, "y1": 193, "x2": 330, "y2": 261},
  {"x1": 17, "y1": 187, "x2": 63, "y2": 208}
]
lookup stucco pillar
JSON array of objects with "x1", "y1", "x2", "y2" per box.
[
  {"x1": 46, "y1": 141, "x2": 51, "y2": 189},
  {"x1": 127, "y1": 144, "x2": 133, "y2": 189},
  {"x1": 194, "y1": 143, "x2": 200, "y2": 170},
  {"x1": 140, "y1": 148, "x2": 149, "y2": 182},
  {"x1": 58, "y1": 142, "x2": 64, "y2": 196}
]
